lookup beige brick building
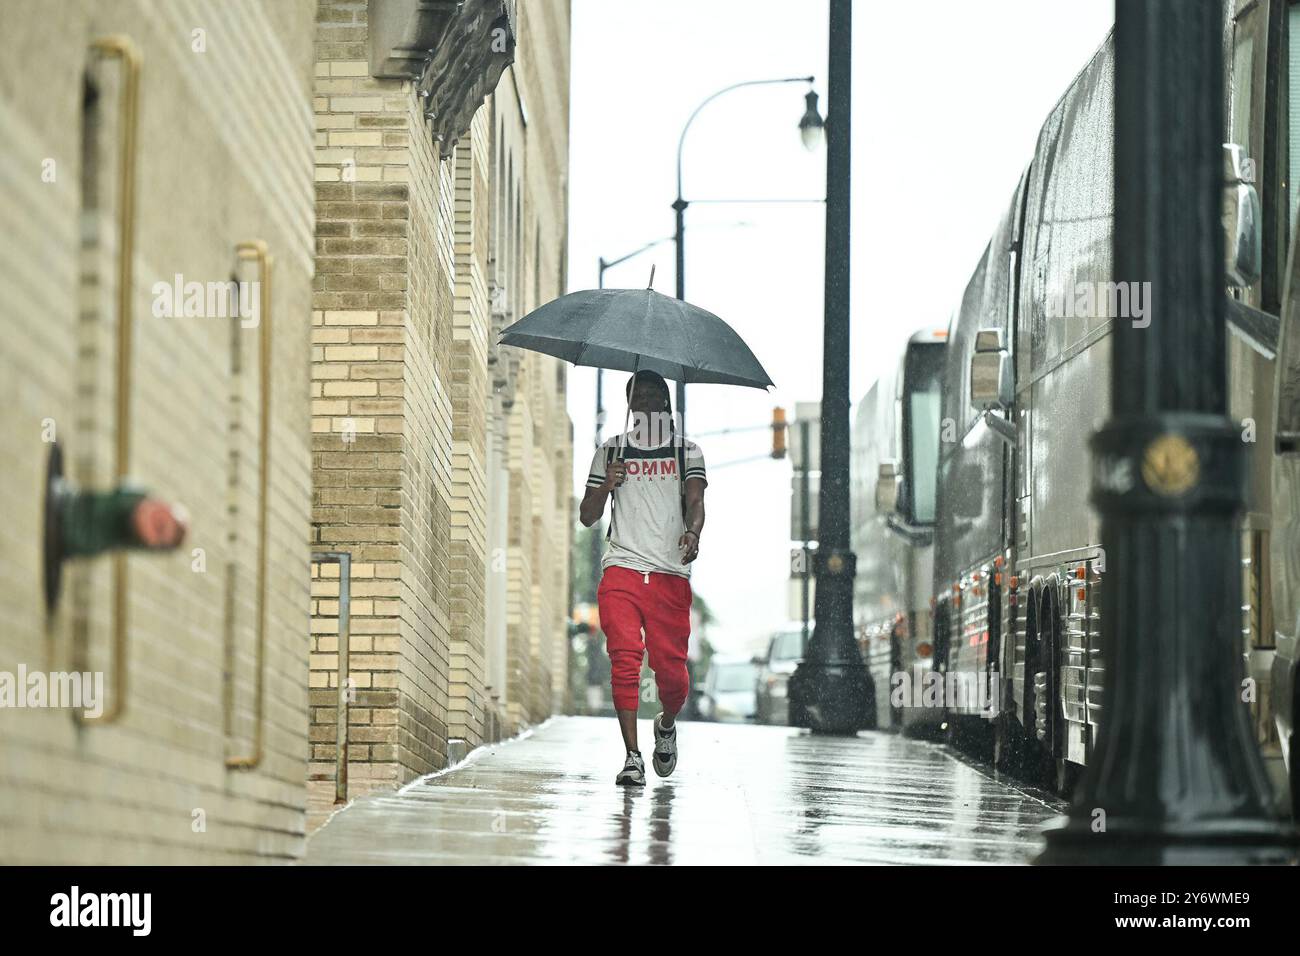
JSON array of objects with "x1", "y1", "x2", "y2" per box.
[
  {"x1": 0, "y1": 0, "x2": 318, "y2": 862},
  {"x1": 305, "y1": 0, "x2": 573, "y2": 818},
  {"x1": 0, "y1": 0, "x2": 572, "y2": 861}
]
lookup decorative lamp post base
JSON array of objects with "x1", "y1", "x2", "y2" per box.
[
  {"x1": 1037, "y1": 816, "x2": 1298, "y2": 866},
  {"x1": 788, "y1": 655, "x2": 873, "y2": 735}
]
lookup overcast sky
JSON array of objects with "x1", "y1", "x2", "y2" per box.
[{"x1": 565, "y1": 0, "x2": 1115, "y2": 654}]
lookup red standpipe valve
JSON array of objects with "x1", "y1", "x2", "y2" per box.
[{"x1": 43, "y1": 442, "x2": 188, "y2": 611}]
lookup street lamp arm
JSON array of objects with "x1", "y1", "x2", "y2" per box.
[
  {"x1": 689, "y1": 198, "x2": 825, "y2": 205},
  {"x1": 675, "y1": 76, "x2": 815, "y2": 201},
  {"x1": 602, "y1": 235, "x2": 675, "y2": 274}
]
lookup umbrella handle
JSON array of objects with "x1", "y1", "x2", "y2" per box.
[{"x1": 617, "y1": 357, "x2": 641, "y2": 463}]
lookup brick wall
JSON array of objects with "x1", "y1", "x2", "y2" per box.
[
  {"x1": 306, "y1": 0, "x2": 573, "y2": 821},
  {"x1": 308, "y1": 0, "x2": 437, "y2": 814},
  {"x1": 0, "y1": 0, "x2": 317, "y2": 863},
  {"x1": 0, "y1": 0, "x2": 573, "y2": 857},
  {"x1": 514, "y1": 0, "x2": 572, "y2": 724},
  {"x1": 488, "y1": 0, "x2": 573, "y2": 732},
  {"x1": 395, "y1": 75, "x2": 457, "y2": 784},
  {"x1": 448, "y1": 109, "x2": 493, "y2": 748},
  {"x1": 306, "y1": 0, "x2": 577, "y2": 822}
]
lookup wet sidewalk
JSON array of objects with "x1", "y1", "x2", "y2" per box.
[{"x1": 303, "y1": 716, "x2": 1063, "y2": 865}]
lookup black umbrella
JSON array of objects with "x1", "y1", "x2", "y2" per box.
[
  {"x1": 498, "y1": 269, "x2": 774, "y2": 452},
  {"x1": 498, "y1": 271, "x2": 774, "y2": 389}
]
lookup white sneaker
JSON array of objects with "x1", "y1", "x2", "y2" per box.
[
  {"x1": 652, "y1": 713, "x2": 677, "y2": 777},
  {"x1": 615, "y1": 750, "x2": 646, "y2": 786}
]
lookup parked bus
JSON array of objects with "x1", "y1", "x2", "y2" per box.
[
  {"x1": 851, "y1": 328, "x2": 947, "y2": 733},
  {"x1": 878, "y1": 0, "x2": 1297, "y2": 805}
]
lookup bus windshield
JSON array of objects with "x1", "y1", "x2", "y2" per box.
[{"x1": 905, "y1": 342, "x2": 944, "y2": 524}]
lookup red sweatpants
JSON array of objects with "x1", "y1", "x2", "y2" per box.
[{"x1": 597, "y1": 566, "x2": 693, "y2": 713}]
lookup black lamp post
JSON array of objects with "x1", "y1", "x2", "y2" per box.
[
  {"x1": 786, "y1": 0, "x2": 873, "y2": 735},
  {"x1": 1037, "y1": 0, "x2": 1295, "y2": 864},
  {"x1": 673, "y1": 74, "x2": 821, "y2": 435}
]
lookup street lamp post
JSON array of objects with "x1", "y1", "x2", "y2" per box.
[
  {"x1": 596, "y1": 238, "x2": 674, "y2": 444},
  {"x1": 596, "y1": 227, "x2": 749, "y2": 443},
  {"x1": 1037, "y1": 0, "x2": 1295, "y2": 864},
  {"x1": 673, "y1": 74, "x2": 821, "y2": 434},
  {"x1": 787, "y1": 0, "x2": 872, "y2": 735},
  {"x1": 592, "y1": 237, "x2": 673, "y2": 607}
]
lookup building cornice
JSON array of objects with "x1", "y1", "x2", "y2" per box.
[{"x1": 369, "y1": 0, "x2": 516, "y2": 153}]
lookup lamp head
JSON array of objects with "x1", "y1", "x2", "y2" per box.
[{"x1": 799, "y1": 89, "x2": 824, "y2": 152}]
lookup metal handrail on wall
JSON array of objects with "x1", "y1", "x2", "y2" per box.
[
  {"x1": 76, "y1": 35, "x2": 140, "y2": 726},
  {"x1": 226, "y1": 241, "x2": 272, "y2": 769},
  {"x1": 312, "y1": 552, "x2": 352, "y2": 804}
]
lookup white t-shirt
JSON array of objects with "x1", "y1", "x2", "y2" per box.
[{"x1": 586, "y1": 431, "x2": 707, "y2": 579}]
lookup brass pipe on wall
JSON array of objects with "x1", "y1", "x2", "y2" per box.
[
  {"x1": 226, "y1": 240, "x2": 272, "y2": 770},
  {"x1": 77, "y1": 34, "x2": 141, "y2": 726}
]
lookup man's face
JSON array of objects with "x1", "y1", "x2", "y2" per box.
[
  {"x1": 628, "y1": 379, "x2": 671, "y2": 440},
  {"x1": 629, "y1": 379, "x2": 666, "y2": 416}
]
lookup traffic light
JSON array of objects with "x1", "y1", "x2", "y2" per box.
[{"x1": 771, "y1": 406, "x2": 787, "y2": 459}]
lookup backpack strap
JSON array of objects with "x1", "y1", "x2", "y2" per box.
[
  {"x1": 676, "y1": 439, "x2": 687, "y2": 521},
  {"x1": 605, "y1": 437, "x2": 688, "y2": 542},
  {"x1": 605, "y1": 445, "x2": 616, "y2": 542}
]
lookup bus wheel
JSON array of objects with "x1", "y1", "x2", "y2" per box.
[
  {"x1": 1021, "y1": 583, "x2": 1059, "y2": 789},
  {"x1": 1291, "y1": 750, "x2": 1299, "y2": 823},
  {"x1": 948, "y1": 712, "x2": 994, "y2": 763},
  {"x1": 991, "y1": 628, "x2": 1023, "y2": 773},
  {"x1": 888, "y1": 628, "x2": 903, "y2": 731},
  {"x1": 1291, "y1": 717, "x2": 1299, "y2": 822},
  {"x1": 1056, "y1": 757, "x2": 1082, "y2": 798},
  {"x1": 1019, "y1": 584, "x2": 1046, "y2": 784},
  {"x1": 788, "y1": 695, "x2": 808, "y2": 729},
  {"x1": 994, "y1": 709, "x2": 1027, "y2": 774}
]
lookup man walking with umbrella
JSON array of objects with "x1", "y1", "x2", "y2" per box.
[
  {"x1": 496, "y1": 271, "x2": 771, "y2": 784},
  {"x1": 579, "y1": 370, "x2": 706, "y2": 785}
]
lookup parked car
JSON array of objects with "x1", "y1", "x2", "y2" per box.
[
  {"x1": 754, "y1": 623, "x2": 808, "y2": 725},
  {"x1": 698, "y1": 656, "x2": 758, "y2": 723}
]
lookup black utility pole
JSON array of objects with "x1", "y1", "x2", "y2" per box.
[
  {"x1": 596, "y1": 237, "x2": 672, "y2": 450},
  {"x1": 593, "y1": 256, "x2": 609, "y2": 604},
  {"x1": 673, "y1": 198, "x2": 688, "y2": 433},
  {"x1": 1038, "y1": 1, "x2": 1294, "y2": 864},
  {"x1": 800, "y1": 418, "x2": 812, "y2": 653},
  {"x1": 787, "y1": 0, "x2": 872, "y2": 734},
  {"x1": 596, "y1": 257, "x2": 607, "y2": 443}
]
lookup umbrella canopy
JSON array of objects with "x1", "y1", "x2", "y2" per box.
[{"x1": 497, "y1": 287, "x2": 775, "y2": 390}]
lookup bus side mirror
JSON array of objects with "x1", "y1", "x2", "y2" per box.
[
  {"x1": 875, "y1": 460, "x2": 900, "y2": 514},
  {"x1": 970, "y1": 329, "x2": 1012, "y2": 409},
  {"x1": 1224, "y1": 143, "x2": 1262, "y2": 289}
]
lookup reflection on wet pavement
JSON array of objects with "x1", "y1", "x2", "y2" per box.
[{"x1": 304, "y1": 716, "x2": 1062, "y2": 865}]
